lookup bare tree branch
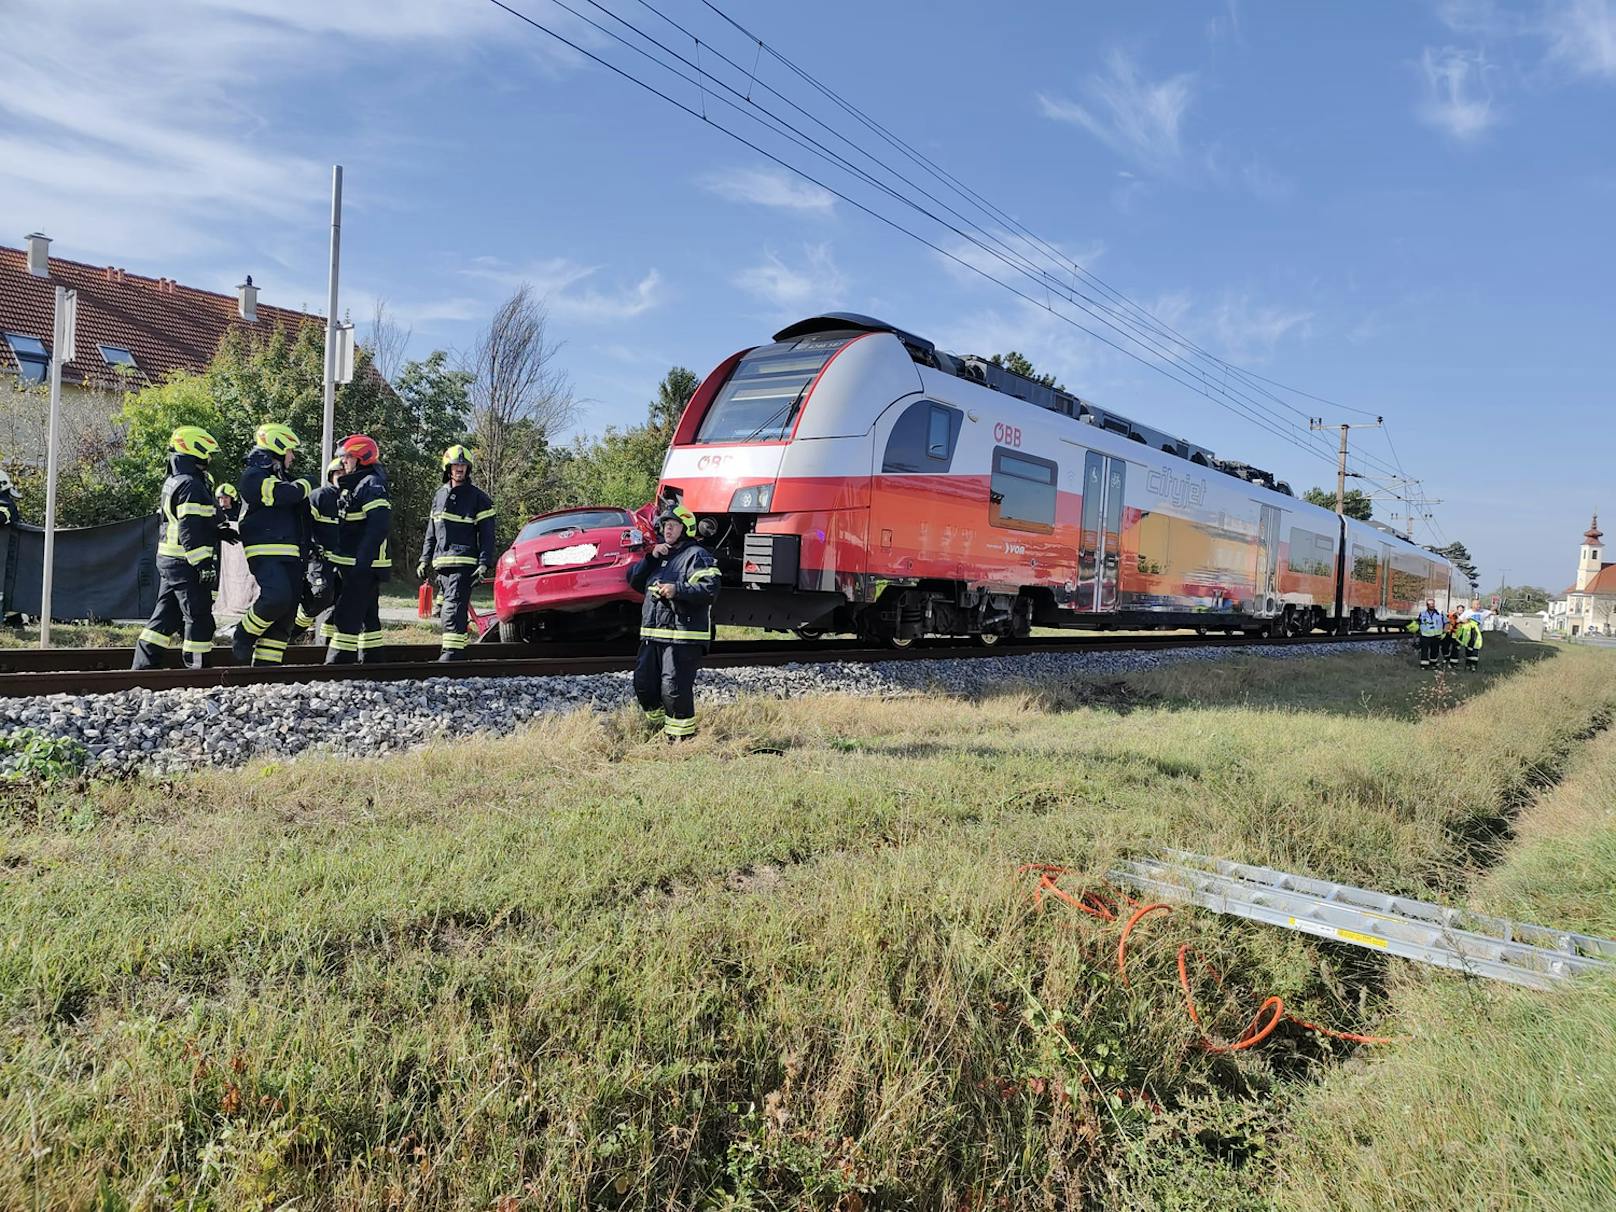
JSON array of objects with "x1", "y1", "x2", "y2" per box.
[{"x1": 366, "y1": 298, "x2": 413, "y2": 385}]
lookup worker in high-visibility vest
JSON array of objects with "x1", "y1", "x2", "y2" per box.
[
  {"x1": 1453, "y1": 614, "x2": 1484, "y2": 669},
  {"x1": 1406, "y1": 598, "x2": 1446, "y2": 669}
]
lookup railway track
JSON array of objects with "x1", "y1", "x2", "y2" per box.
[{"x1": 0, "y1": 631, "x2": 1400, "y2": 699}]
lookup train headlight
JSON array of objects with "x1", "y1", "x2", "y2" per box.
[{"x1": 728, "y1": 483, "x2": 775, "y2": 512}]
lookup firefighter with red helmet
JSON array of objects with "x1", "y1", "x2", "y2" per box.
[
  {"x1": 626, "y1": 500, "x2": 721, "y2": 740},
  {"x1": 231, "y1": 423, "x2": 312, "y2": 665},
  {"x1": 133, "y1": 426, "x2": 222, "y2": 670},
  {"x1": 324, "y1": 434, "x2": 392, "y2": 664},
  {"x1": 417, "y1": 444, "x2": 496, "y2": 661}
]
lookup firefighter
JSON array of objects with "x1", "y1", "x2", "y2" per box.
[
  {"x1": 212, "y1": 481, "x2": 240, "y2": 582},
  {"x1": 1407, "y1": 597, "x2": 1447, "y2": 669},
  {"x1": 324, "y1": 434, "x2": 391, "y2": 664},
  {"x1": 1453, "y1": 612, "x2": 1484, "y2": 669},
  {"x1": 231, "y1": 424, "x2": 312, "y2": 665},
  {"x1": 133, "y1": 426, "x2": 221, "y2": 670},
  {"x1": 626, "y1": 501, "x2": 721, "y2": 741},
  {"x1": 417, "y1": 445, "x2": 496, "y2": 661},
  {"x1": 298, "y1": 457, "x2": 346, "y2": 643},
  {"x1": 1442, "y1": 610, "x2": 1463, "y2": 667}
]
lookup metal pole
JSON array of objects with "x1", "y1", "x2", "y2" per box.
[
  {"x1": 321, "y1": 164, "x2": 344, "y2": 469},
  {"x1": 40, "y1": 286, "x2": 66, "y2": 649},
  {"x1": 1335, "y1": 424, "x2": 1349, "y2": 517}
]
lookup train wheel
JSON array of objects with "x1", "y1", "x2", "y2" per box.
[
  {"x1": 793, "y1": 626, "x2": 824, "y2": 642},
  {"x1": 975, "y1": 630, "x2": 1003, "y2": 647},
  {"x1": 886, "y1": 633, "x2": 916, "y2": 650}
]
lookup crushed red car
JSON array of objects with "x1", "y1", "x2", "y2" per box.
[{"x1": 492, "y1": 503, "x2": 655, "y2": 642}]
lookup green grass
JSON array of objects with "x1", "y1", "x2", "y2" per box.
[
  {"x1": 0, "y1": 622, "x2": 144, "y2": 648},
  {"x1": 1, "y1": 639, "x2": 1613, "y2": 1208},
  {"x1": 1270, "y1": 723, "x2": 1616, "y2": 1212}
]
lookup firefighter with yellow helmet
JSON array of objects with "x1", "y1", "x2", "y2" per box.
[
  {"x1": 626, "y1": 498, "x2": 721, "y2": 740},
  {"x1": 231, "y1": 423, "x2": 312, "y2": 665},
  {"x1": 133, "y1": 426, "x2": 222, "y2": 669},
  {"x1": 417, "y1": 444, "x2": 496, "y2": 661}
]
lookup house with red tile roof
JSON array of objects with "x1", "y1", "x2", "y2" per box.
[{"x1": 1, "y1": 234, "x2": 322, "y2": 464}]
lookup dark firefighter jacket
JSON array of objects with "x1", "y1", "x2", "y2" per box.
[
  {"x1": 155, "y1": 453, "x2": 218, "y2": 567},
  {"x1": 238, "y1": 448, "x2": 311, "y2": 560},
  {"x1": 308, "y1": 482, "x2": 343, "y2": 558},
  {"x1": 332, "y1": 464, "x2": 393, "y2": 575},
  {"x1": 421, "y1": 480, "x2": 496, "y2": 571},
  {"x1": 627, "y1": 538, "x2": 721, "y2": 644},
  {"x1": 0, "y1": 486, "x2": 15, "y2": 527}
]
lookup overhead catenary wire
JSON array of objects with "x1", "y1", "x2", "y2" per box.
[{"x1": 484, "y1": 0, "x2": 1431, "y2": 503}]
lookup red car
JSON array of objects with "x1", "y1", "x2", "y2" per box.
[{"x1": 492, "y1": 504, "x2": 654, "y2": 642}]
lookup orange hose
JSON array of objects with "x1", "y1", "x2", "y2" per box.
[{"x1": 1025, "y1": 865, "x2": 1400, "y2": 1051}]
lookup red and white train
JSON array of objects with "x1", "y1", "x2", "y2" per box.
[
  {"x1": 649, "y1": 318, "x2": 1460, "y2": 649},
  {"x1": 651, "y1": 313, "x2": 1455, "y2": 645}
]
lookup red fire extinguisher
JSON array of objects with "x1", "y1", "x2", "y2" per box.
[{"x1": 417, "y1": 580, "x2": 434, "y2": 618}]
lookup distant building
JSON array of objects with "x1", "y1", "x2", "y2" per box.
[
  {"x1": 0, "y1": 233, "x2": 317, "y2": 466},
  {"x1": 1546, "y1": 514, "x2": 1616, "y2": 636}
]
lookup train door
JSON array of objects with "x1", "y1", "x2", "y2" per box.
[
  {"x1": 1254, "y1": 504, "x2": 1281, "y2": 617},
  {"x1": 1076, "y1": 451, "x2": 1127, "y2": 611}
]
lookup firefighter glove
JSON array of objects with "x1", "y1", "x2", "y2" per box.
[
  {"x1": 416, "y1": 561, "x2": 428, "y2": 582},
  {"x1": 198, "y1": 564, "x2": 218, "y2": 590},
  {"x1": 474, "y1": 563, "x2": 489, "y2": 581}
]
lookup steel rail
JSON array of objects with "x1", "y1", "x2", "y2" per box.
[{"x1": 0, "y1": 632, "x2": 1399, "y2": 699}]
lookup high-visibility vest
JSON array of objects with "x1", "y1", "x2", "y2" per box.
[{"x1": 1417, "y1": 610, "x2": 1445, "y2": 637}]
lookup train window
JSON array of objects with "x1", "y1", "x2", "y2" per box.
[
  {"x1": 990, "y1": 447, "x2": 1057, "y2": 533},
  {"x1": 1286, "y1": 527, "x2": 1334, "y2": 577},
  {"x1": 693, "y1": 335, "x2": 856, "y2": 444},
  {"x1": 882, "y1": 401, "x2": 961, "y2": 473},
  {"x1": 1351, "y1": 545, "x2": 1378, "y2": 584},
  {"x1": 1389, "y1": 558, "x2": 1425, "y2": 601}
]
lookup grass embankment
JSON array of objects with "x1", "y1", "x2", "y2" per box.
[
  {"x1": 1273, "y1": 724, "x2": 1616, "y2": 1212},
  {"x1": 2, "y1": 640, "x2": 1613, "y2": 1208}
]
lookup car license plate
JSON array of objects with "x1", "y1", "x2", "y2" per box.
[{"x1": 540, "y1": 543, "x2": 598, "y2": 567}]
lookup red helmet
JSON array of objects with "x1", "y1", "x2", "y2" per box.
[{"x1": 338, "y1": 433, "x2": 379, "y2": 466}]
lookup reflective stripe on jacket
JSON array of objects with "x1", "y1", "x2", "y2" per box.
[
  {"x1": 308, "y1": 482, "x2": 342, "y2": 556},
  {"x1": 238, "y1": 448, "x2": 310, "y2": 560},
  {"x1": 155, "y1": 453, "x2": 218, "y2": 565},
  {"x1": 628, "y1": 539, "x2": 720, "y2": 644},
  {"x1": 420, "y1": 481, "x2": 496, "y2": 570},
  {"x1": 1416, "y1": 609, "x2": 1446, "y2": 637},
  {"x1": 333, "y1": 464, "x2": 392, "y2": 572}
]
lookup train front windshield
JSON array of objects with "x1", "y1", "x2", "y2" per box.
[{"x1": 693, "y1": 333, "x2": 856, "y2": 444}]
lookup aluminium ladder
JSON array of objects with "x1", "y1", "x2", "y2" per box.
[{"x1": 1108, "y1": 849, "x2": 1616, "y2": 991}]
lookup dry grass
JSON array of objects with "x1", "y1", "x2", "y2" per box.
[{"x1": 0, "y1": 639, "x2": 1612, "y2": 1208}]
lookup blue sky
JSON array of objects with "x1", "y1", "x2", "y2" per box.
[{"x1": 4, "y1": 0, "x2": 1613, "y2": 590}]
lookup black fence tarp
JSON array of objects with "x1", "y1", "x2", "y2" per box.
[{"x1": 1, "y1": 515, "x2": 160, "y2": 622}]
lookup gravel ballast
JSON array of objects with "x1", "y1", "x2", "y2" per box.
[{"x1": 0, "y1": 641, "x2": 1392, "y2": 778}]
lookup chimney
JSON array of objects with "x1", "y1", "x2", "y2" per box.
[
  {"x1": 237, "y1": 274, "x2": 258, "y2": 322},
  {"x1": 25, "y1": 232, "x2": 50, "y2": 277}
]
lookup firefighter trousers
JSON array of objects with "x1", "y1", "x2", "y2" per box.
[
  {"x1": 297, "y1": 557, "x2": 339, "y2": 641},
  {"x1": 134, "y1": 556, "x2": 213, "y2": 669},
  {"x1": 436, "y1": 568, "x2": 476, "y2": 660},
  {"x1": 326, "y1": 568, "x2": 382, "y2": 664},
  {"x1": 633, "y1": 640, "x2": 704, "y2": 737},
  {"x1": 1441, "y1": 636, "x2": 1460, "y2": 666},
  {"x1": 234, "y1": 555, "x2": 302, "y2": 665},
  {"x1": 1418, "y1": 634, "x2": 1442, "y2": 667}
]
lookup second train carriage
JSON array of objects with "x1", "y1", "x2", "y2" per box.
[{"x1": 656, "y1": 314, "x2": 1454, "y2": 645}]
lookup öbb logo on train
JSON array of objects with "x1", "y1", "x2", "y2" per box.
[{"x1": 992, "y1": 422, "x2": 1022, "y2": 447}]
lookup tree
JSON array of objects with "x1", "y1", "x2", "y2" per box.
[
  {"x1": 989, "y1": 351, "x2": 1063, "y2": 390},
  {"x1": 1429, "y1": 541, "x2": 1480, "y2": 590},
  {"x1": 560, "y1": 366, "x2": 699, "y2": 511},
  {"x1": 1302, "y1": 486, "x2": 1374, "y2": 520},
  {"x1": 1495, "y1": 584, "x2": 1550, "y2": 613},
  {"x1": 466, "y1": 286, "x2": 577, "y2": 549},
  {"x1": 366, "y1": 298, "x2": 412, "y2": 385}
]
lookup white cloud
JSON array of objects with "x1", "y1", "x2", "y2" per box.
[
  {"x1": 1206, "y1": 295, "x2": 1312, "y2": 362},
  {"x1": 1038, "y1": 50, "x2": 1196, "y2": 171},
  {"x1": 0, "y1": 0, "x2": 588, "y2": 265},
  {"x1": 700, "y1": 167, "x2": 835, "y2": 212},
  {"x1": 1417, "y1": 47, "x2": 1499, "y2": 140},
  {"x1": 463, "y1": 256, "x2": 665, "y2": 322},
  {"x1": 732, "y1": 244, "x2": 846, "y2": 309},
  {"x1": 1544, "y1": 0, "x2": 1616, "y2": 77}
]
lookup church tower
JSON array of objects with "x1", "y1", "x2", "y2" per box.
[{"x1": 1576, "y1": 513, "x2": 1604, "y2": 590}]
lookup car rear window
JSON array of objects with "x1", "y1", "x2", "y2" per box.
[{"x1": 517, "y1": 509, "x2": 632, "y2": 542}]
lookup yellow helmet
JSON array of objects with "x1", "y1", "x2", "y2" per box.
[
  {"x1": 253, "y1": 423, "x2": 300, "y2": 457},
  {"x1": 442, "y1": 444, "x2": 473, "y2": 480},
  {"x1": 215, "y1": 481, "x2": 238, "y2": 500},
  {"x1": 326, "y1": 455, "x2": 343, "y2": 482},
  {"x1": 170, "y1": 425, "x2": 220, "y2": 461}
]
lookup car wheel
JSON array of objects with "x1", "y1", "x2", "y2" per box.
[{"x1": 498, "y1": 619, "x2": 524, "y2": 644}]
